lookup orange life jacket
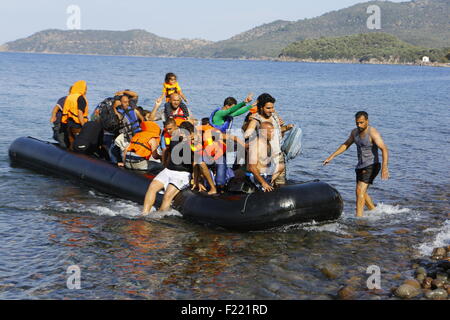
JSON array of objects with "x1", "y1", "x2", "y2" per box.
[
  {"x1": 199, "y1": 124, "x2": 226, "y2": 161},
  {"x1": 127, "y1": 121, "x2": 161, "y2": 159},
  {"x1": 61, "y1": 80, "x2": 89, "y2": 125},
  {"x1": 174, "y1": 117, "x2": 187, "y2": 126}
]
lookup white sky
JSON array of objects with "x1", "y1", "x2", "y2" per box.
[{"x1": 0, "y1": 0, "x2": 408, "y2": 44}]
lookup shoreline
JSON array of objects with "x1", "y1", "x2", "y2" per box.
[
  {"x1": 1, "y1": 50, "x2": 449, "y2": 68},
  {"x1": 275, "y1": 56, "x2": 450, "y2": 68}
]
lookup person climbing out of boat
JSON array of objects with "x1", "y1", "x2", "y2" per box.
[
  {"x1": 142, "y1": 121, "x2": 196, "y2": 215},
  {"x1": 50, "y1": 88, "x2": 71, "y2": 148},
  {"x1": 124, "y1": 114, "x2": 163, "y2": 172},
  {"x1": 73, "y1": 109, "x2": 109, "y2": 159},
  {"x1": 323, "y1": 111, "x2": 390, "y2": 217},
  {"x1": 149, "y1": 93, "x2": 191, "y2": 126},
  {"x1": 190, "y1": 118, "x2": 220, "y2": 195},
  {"x1": 61, "y1": 80, "x2": 89, "y2": 150},
  {"x1": 160, "y1": 72, "x2": 188, "y2": 104},
  {"x1": 247, "y1": 122, "x2": 284, "y2": 192},
  {"x1": 244, "y1": 93, "x2": 293, "y2": 186},
  {"x1": 208, "y1": 94, "x2": 255, "y2": 191}
]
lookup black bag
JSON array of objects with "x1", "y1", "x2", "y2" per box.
[{"x1": 96, "y1": 97, "x2": 121, "y2": 134}]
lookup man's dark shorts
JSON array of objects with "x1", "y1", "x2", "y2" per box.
[{"x1": 355, "y1": 163, "x2": 381, "y2": 184}]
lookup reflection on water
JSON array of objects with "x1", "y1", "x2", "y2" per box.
[{"x1": 0, "y1": 52, "x2": 449, "y2": 299}]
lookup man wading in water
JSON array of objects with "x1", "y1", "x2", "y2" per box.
[{"x1": 323, "y1": 111, "x2": 389, "y2": 217}]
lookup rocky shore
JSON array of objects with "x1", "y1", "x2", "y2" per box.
[{"x1": 392, "y1": 246, "x2": 450, "y2": 300}]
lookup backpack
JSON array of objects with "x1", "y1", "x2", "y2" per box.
[
  {"x1": 281, "y1": 125, "x2": 303, "y2": 161},
  {"x1": 95, "y1": 97, "x2": 121, "y2": 134}
]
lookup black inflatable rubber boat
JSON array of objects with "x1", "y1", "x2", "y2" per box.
[{"x1": 9, "y1": 137, "x2": 343, "y2": 231}]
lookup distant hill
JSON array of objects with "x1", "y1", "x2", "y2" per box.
[
  {"x1": 0, "y1": 29, "x2": 212, "y2": 56},
  {"x1": 183, "y1": 0, "x2": 450, "y2": 58},
  {"x1": 280, "y1": 33, "x2": 450, "y2": 63},
  {"x1": 1, "y1": 0, "x2": 449, "y2": 59}
]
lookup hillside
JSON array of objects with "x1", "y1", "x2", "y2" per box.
[
  {"x1": 1, "y1": 0, "x2": 449, "y2": 59},
  {"x1": 0, "y1": 29, "x2": 212, "y2": 56},
  {"x1": 280, "y1": 33, "x2": 450, "y2": 63},
  {"x1": 183, "y1": 0, "x2": 450, "y2": 58}
]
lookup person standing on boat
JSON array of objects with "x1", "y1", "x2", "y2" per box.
[{"x1": 323, "y1": 111, "x2": 390, "y2": 217}]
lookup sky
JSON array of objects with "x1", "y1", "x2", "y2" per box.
[{"x1": 0, "y1": 0, "x2": 408, "y2": 44}]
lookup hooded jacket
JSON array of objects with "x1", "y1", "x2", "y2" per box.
[{"x1": 62, "y1": 80, "x2": 89, "y2": 125}]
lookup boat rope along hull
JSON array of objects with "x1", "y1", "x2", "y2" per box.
[{"x1": 9, "y1": 137, "x2": 343, "y2": 231}]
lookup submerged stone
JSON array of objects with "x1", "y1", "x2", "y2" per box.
[
  {"x1": 394, "y1": 284, "x2": 421, "y2": 299},
  {"x1": 425, "y1": 288, "x2": 448, "y2": 300}
]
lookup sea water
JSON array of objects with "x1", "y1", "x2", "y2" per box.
[{"x1": 0, "y1": 52, "x2": 449, "y2": 299}]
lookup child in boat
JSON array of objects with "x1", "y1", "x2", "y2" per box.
[{"x1": 160, "y1": 73, "x2": 188, "y2": 104}]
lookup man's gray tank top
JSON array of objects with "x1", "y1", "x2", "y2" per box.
[{"x1": 353, "y1": 127, "x2": 379, "y2": 169}]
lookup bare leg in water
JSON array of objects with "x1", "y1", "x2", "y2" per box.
[
  {"x1": 142, "y1": 180, "x2": 164, "y2": 215},
  {"x1": 356, "y1": 181, "x2": 369, "y2": 217},
  {"x1": 364, "y1": 191, "x2": 376, "y2": 211},
  {"x1": 159, "y1": 184, "x2": 182, "y2": 211}
]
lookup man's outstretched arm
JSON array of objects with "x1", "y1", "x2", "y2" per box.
[{"x1": 323, "y1": 131, "x2": 355, "y2": 165}]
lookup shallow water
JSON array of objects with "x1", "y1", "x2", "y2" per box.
[{"x1": 0, "y1": 52, "x2": 449, "y2": 299}]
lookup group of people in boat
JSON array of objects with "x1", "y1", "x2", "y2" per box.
[
  {"x1": 50, "y1": 72, "x2": 389, "y2": 217},
  {"x1": 50, "y1": 73, "x2": 297, "y2": 215}
]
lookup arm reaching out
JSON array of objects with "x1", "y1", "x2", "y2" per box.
[
  {"x1": 149, "y1": 97, "x2": 163, "y2": 121},
  {"x1": 323, "y1": 131, "x2": 355, "y2": 165}
]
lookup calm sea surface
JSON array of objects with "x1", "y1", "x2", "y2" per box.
[{"x1": 0, "y1": 52, "x2": 449, "y2": 299}]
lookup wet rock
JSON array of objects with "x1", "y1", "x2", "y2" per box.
[
  {"x1": 415, "y1": 267, "x2": 427, "y2": 276},
  {"x1": 431, "y1": 278, "x2": 445, "y2": 289},
  {"x1": 403, "y1": 279, "x2": 421, "y2": 290},
  {"x1": 394, "y1": 284, "x2": 421, "y2": 299},
  {"x1": 435, "y1": 272, "x2": 448, "y2": 282},
  {"x1": 443, "y1": 283, "x2": 450, "y2": 295},
  {"x1": 425, "y1": 288, "x2": 448, "y2": 300},
  {"x1": 416, "y1": 274, "x2": 426, "y2": 282},
  {"x1": 337, "y1": 286, "x2": 355, "y2": 300},
  {"x1": 319, "y1": 264, "x2": 342, "y2": 280},
  {"x1": 422, "y1": 277, "x2": 433, "y2": 289},
  {"x1": 432, "y1": 247, "x2": 447, "y2": 260}
]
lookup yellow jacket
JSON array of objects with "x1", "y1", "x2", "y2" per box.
[{"x1": 62, "y1": 80, "x2": 88, "y2": 125}]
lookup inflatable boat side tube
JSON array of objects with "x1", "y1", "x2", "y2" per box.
[{"x1": 9, "y1": 137, "x2": 343, "y2": 231}]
